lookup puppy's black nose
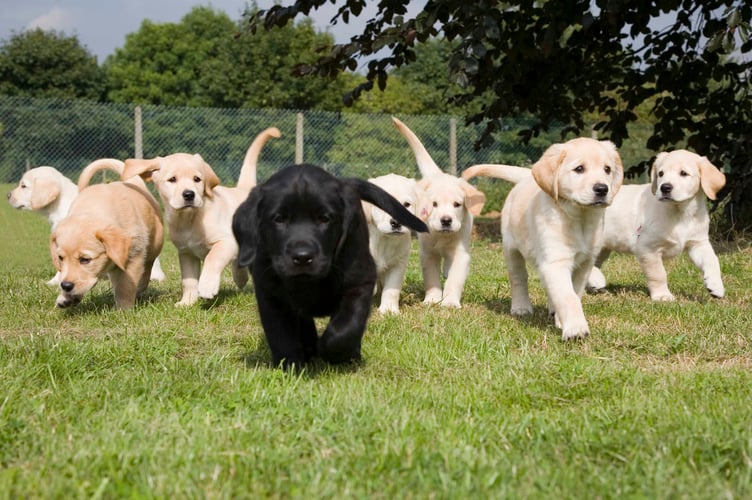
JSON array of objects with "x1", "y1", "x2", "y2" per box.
[
  {"x1": 660, "y1": 183, "x2": 673, "y2": 194},
  {"x1": 440, "y1": 216, "x2": 453, "y2": 227},
  {"x1": 60, "y1": 281, "x2": 74, "y2": 292},
  {"x1": 291, "y1": 247, "x2": 315, "y2": 266},
  {"x1": 593, "y1": 183, "x2": 609, "y2": 197},
  {"x1": 390, "y1": 219, "x2": 402, "y2": 230},
  {"x1": 182, "y1": 190, "x2": 195, "y2": 202}
]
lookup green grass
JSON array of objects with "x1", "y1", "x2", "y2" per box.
[{"x1": 1, "y1": 184, "x2": 751, "y2": 498}]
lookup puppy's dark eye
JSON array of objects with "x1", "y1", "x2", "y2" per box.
[
  {"x1": 432, "y1": 201, "x2": 438, "y2": 208},
  {"x1": 403, "y1": 202, "x2": 411, "y2": 208},
  {"x1": 318, "y1": 213, "x2": 331, "y2": 224},
  {"x1": 658, "y1": 171, "x2": 664, "y2": 177},
  {"x1": 20, "y1": 183, "x2": 27, "y2": 189},
  {"x1": 574, "y1": 165, "x2": 585, "y2": 173},
  {"x1": 193, "y1": 176, "x2": 201, "y2": 183},
  {"x1": 272, "y1": 213, "x2": 286, "y2": 224},
  {"x1": 680, "y1": 170, "x2": 689, "y2": 177},
  {"x1": 79, "y1": 257, "x2": 91, "y2": 265},
  {"x1": 167, "y1": 177, "x2": 177, "y2": 183},
  {"x1": 604, "y1": 166, "x2": 612, "y2": 174},
  {"x1": 453, "y1": 201, "x2": 461, "y2": 208}
]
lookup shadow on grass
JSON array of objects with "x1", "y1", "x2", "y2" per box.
[
  {"x1": 240, "y1": 342, "x2": 364, "y2": 377},
  {"x1": 56, "y1": 286, "x2": 167, "y2": 316}
]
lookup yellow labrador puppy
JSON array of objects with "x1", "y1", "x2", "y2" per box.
[
  {"x1": 50, "y1": 163, "x2": 164, "y2": 309},
  {"x1": 392, "y1": 117, "x2": 486, "y2": 308},
  {"x1": 463, "y1": 137, "x2": 624, "y2": 339},
  {"x1": 8, "y1": 163, "x2": 165, "y2": 284},
  {"x1": 122, "y1": 127, "x2": 280, "y2": 306},
  {"x1": 362, "y1": 173, "x2": 421, "y2": 314},
  {"x1": 587, "y1": 149, "x2": 726, "y2": 300}
]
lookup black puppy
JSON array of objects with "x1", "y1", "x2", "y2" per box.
[{"x1": 232, "y1": 164, "x2": 428, "y2": 369}]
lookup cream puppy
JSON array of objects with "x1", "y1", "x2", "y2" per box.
[
  {"x1": 587, "y1": 149, "x2": 726, "y2": 300},
  {"x1": 463, "y1": 137, "x2": 624, "y2": 339},
  {"x1": 392, "y1": 117, "x2": 486, "y2": 308},
  {"x1": 362, "y1": 173, "x2": 420, "y2": 313},
  {"x1": 123, "y1": 128, "x2": 280, "y2": 306}
]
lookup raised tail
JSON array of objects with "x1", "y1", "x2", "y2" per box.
[
  {"x1": 236, "y1": 127, "x2": 281, "y2": 192},
  {"x1": 348, "y1": 178, "x2": 428, "y2": 234},
  {"x1": 77, "y1": 159, "x2": 125, "y2": 191},
  {"x1": 391, "y1": 117, "x2": 444, "y2": 177},
  {"x1": 461, "y1": 164, "x2": 532, "y2": 184}
]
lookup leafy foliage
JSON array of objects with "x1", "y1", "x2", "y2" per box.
[
  {"x1": 0, "y1": 29, "x2": 104, "y2": 100},
  {"x1": 250, "y1": 0, "x2": 752, "y2": 230}
]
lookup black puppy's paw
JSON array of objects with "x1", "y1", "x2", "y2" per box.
[{"x1": 317, "y1": 334, "x2": 362, "y2": 365}]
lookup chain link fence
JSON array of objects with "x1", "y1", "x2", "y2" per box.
[{"x1": 1, "y1": 95, "x2": 653, "y2": 211}]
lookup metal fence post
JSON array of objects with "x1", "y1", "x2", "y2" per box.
[
  {"x1": 296, "y1": 112, "x2": 304, "y2": 164},
  {"x1": 134, "y1": 106, "x2": 143, "y2": 159},
  {"x1": 449, "y1": 117, "x2": 457, "y2": 175}
]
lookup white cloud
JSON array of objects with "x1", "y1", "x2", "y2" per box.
[{"x1": 26, "y1": 7, "x2": 74, "y2": 32}]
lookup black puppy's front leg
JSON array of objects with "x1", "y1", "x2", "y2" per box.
[
  {"x1": 255, "y1": 290, "x2": 317, "y2": 369},
  {"x1": 318, "y1": 284, "x2": 373, "y2": 364}
]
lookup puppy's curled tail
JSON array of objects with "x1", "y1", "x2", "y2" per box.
[
  {"x1": 461, "y1": 164, "x2": 532, "y2": 184},
  {"x1": 237, "y1": 127, "x2": 281, "y2": 192},
  {"x1": 77, "y1": 159, "x2": 125, "y2": 191},
  {"x1": 349, "y1": 178, "x2": 429, "y2": 233}
]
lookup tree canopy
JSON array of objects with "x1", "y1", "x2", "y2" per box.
[
  {"x1": 250, "y1": 0, "x2": 752, "y2": 230},
  {"x1": 0, "y1": 29, "x2": 104, "y2": 100}
]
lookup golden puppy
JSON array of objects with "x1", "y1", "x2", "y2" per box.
[
  {"x1": 463, "y1": 137, "x2": 624, "y2": 339},
  {"x1": 50, "y1": 165, "x2": 164, "y2": 309},
  {"x1": 122, "y1": 128, "x2": 280, "y2": 306},
  {"x1": 392, "y1": 117, "x2": 486, "y2": 308},
  {"x1": 362, "y1": 173, "x2": 421, "y2": 314},
  {"x1": 587, "y1": 149, "x2": 726, "y2": 300}
]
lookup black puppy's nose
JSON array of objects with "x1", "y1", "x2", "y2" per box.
[
  {"x1": 390, "y1": 219, "x2": 402, "y2": 230},
  {"x1": 182, "y1": 190, "x2": 195, "y2": 202},
  {"x1": 440, "y1": 216, "x2": 453, "y2": 227},
  {"x1": 60, "y1": 281, "x2": 74, "y2": 292},
  {"x1": 593, "y1": 183, "x2": 609, "y2": 197},
  {"x1": 660, "y1": 183, "x2": 673, "y2": 194},
  {"x1": 292, "y1": 247, "x2": 315, "y2": 266}
]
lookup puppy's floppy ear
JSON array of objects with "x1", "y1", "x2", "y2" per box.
[
  {"x1": 199, "y1": 155, "x2": 221, "y2": 198},
  {"x1": 417, "y1": 178, "x2": 432, "y2": 220},
  {"x1": 698, "y1": 156, "x2": 726, "y2": 200},
  {"x1": 650, "y1": 152, "x2": 668, "y2": 196},
  {"x1": 50, "y1": 233, "x2": 61, "y2": 272},
  {"x1": 96, "y1": 226, "x2": 131, "y2": 271},
  {"x1": 532, "y1": 144, "x2": 566, "y2": 200},
  {"x1": 601, "y1": 140, "x2": 625, "y2": 194},
  {"x1": 232, "y1": 189, "x2": 261, "y2": 267},
  {"x1": 460, "y1": 179, "x2": 486, "y2": 216},
  {"x1": 123, "y1": 158, "x2": 161, "y2": 183},
  {"x1": 348, "y1": 178, "x2": 428, "y2": 233},
  {"x1": 30, "y1": 177, "x2": 60, "y2": 210}
]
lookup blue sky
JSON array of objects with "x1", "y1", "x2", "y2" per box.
[{"x1": 0, "y1": 0, "x2": 405, "y2": 62}]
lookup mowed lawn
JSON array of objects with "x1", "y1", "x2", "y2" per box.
[{"x1": 1, "y1": 184, "x2": 751, "y2": 499}]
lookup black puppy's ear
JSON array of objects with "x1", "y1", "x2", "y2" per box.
[
  {"x1": 232, "y1": 188, "x2": 262, "y2": 267},
  {"x1": 347, "y1": 178, "x2": 429, "y2": 233}
]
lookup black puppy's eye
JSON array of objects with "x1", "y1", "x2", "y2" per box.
[
  {"x1": 272, "y1": 213, "x2": 286, "y2": 224},
  {"x1": 318, "y1": 213, "x2": 331, "y2": 224},
  {"x1": 574, "y1": 165, "x2": 585, "y2": 173},
  {"x1": 604, "y1": 165, "x2": 612, "y2": 174},
  {"x1": 167, "y1": 177, "x2": 177, "y2": 183},
  {"x1": 680, "y1": 170, "x2": 689, "y2": 177},
  {"x1": 79, "y1": 257, "x2": 90, "y2": 265},
  {"x1": 193, "y1": 176, "x2": 201, "y2": 183}
]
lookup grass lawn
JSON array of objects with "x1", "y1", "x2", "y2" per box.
[{"x1": 1, "y1": 184, "x2": 751, "y2": 498}]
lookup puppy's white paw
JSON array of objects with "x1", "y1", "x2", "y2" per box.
[
  {"x1": 561, "y1": 323, "x2": 590, "y2": 341},
  {"x1": 510, "y1": 304, "x2": 533, "y2": 316},
  {"x1": 440, "y1": 298, "x2": 461, "y2": 308},
  {"x1": 651, "y1": 292, "x2": 675, "y2": 302},
  {"x1": 587, "y1": 267, "x2": 607, "y2": 291},
  {"x1": 706, "y1": 280, "x2": 725, "y2": 299},
  {"x1": 423, "y1": 289, "x2": 443, "y2": 304},
  {"x1": 149, "y1": 268, "x2": 166, "y2": 282},
  {"x1": 176, "y1": 291, "x2": 199, "y2": 307},
  {"x1": 378, "y1": 303, "x2": 400, "y2": 314},
  {"x1": 198, "y1": 281, "x2": 219, "y2": 300}
]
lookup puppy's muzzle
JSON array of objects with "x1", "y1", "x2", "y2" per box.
[
  {"x1": 182, "y1": 190, "x2": 195, "y2": 205},
  {"x1": 440, "y1": 216, "x2": 453, "y2": 229},
  {"x1": 590, "y1": 183, "x2": 610, "y2": 205},
  {"x1": 389, "y1": 219, "x2": 403, "y2": 233},
  {"x1": 659, "y1": 183, "x2": 673, "y2": 200}
]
